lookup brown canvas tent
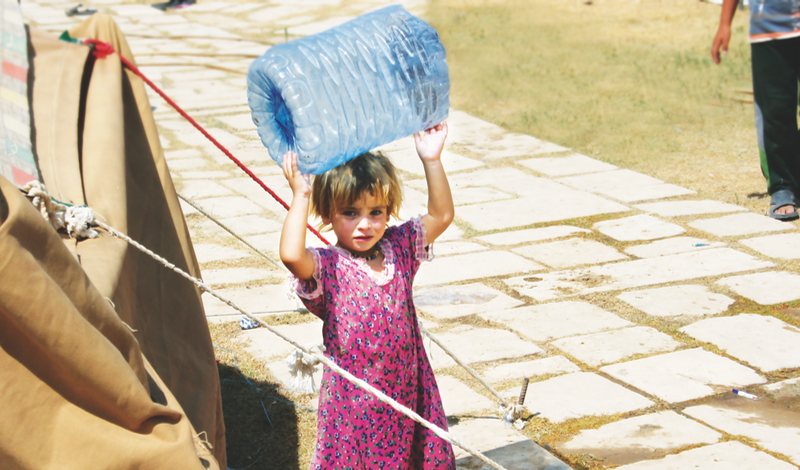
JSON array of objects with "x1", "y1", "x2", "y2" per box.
[{"x1": 1, "y1": 10, "x2": 225, "y2": 469}]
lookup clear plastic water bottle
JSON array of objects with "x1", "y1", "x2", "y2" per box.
[{"x1": 247, "y1": 5, "x2": 449, "y2": 175}]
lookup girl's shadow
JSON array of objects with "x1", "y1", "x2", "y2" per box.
[{"x1": 219, "y1": 363, "x2": 301, "y2": 470}]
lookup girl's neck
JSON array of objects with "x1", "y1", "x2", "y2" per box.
[{"x1": 338, "y1": 244, "x2": 381, "y2": 261}]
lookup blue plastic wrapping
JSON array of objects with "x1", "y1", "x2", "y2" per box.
[{"x1": 247, "y1": 5, "x2": 449, "y2": 175}]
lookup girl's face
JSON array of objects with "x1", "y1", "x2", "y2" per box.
[{"x1": 325, "y1": 191, "x2": 389, "y2": 255}]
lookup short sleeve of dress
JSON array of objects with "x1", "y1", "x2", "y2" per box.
[
  {"x1": 383, "y1": 216, "x2": 433, "y2": 276},
  {"x1": 290, "y1": 247, "x2": 332, "y2": 320}
]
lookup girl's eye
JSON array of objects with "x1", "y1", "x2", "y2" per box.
[
  {"x1": 342, "y1": 210, "x2": 357, "y2": 217},
  {"x1": 370, "y1": 209, "x2": 384, "y2": 216}
]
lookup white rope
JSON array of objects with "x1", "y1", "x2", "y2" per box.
[
  {"x1": 18, "y1": 185, "x2": 510, "y2": 469},
  {"x1": 94, "y1": 219, "x2": 508, "y2": 470}
]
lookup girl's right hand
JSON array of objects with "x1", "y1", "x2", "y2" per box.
[{"x1": 282, "y1": 151, "x2": 312, "y2": 197}]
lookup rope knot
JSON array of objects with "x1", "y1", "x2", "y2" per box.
[
  {"x1": 65, "y1": 205, "x2": 99, "y2": 239},
  {"x1": 20, "y1": 180, "x2": 99, "y2": 239},
  {"x1": 83, "y1": 38, "x2": 115, "y2": 59},
  {"x1": 286, "y1": 345, "x2": 324, "y2": 393}
]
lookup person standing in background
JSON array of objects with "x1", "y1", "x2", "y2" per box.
[{"x1": 711, "y1": 0, "x2": 800, "y2": 221}]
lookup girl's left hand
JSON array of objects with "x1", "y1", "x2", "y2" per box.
[{"x1": 414, "y1": 121, "x2": 448, "y2": 162}]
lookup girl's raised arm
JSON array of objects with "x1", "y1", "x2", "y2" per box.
[
  {"x1": 413, "y1": 122, "x2": 454, "y2": 245},
  {"x1": 279, "y1": 152, "x2": 316, "y2": 280}
]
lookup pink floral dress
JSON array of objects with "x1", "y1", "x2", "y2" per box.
[{"x1": 294, "y1": 217, "x2": 455, "y2": 469}]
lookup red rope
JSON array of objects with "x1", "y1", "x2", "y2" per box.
[{"x1": 89, "y1": 42, "x2": 330, "y2": 245}]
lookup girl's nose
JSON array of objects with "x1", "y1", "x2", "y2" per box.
[{"x1": 356, "y1": 216, "x2": 370, "y2": 230}]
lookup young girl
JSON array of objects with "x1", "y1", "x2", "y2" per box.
[{"x1": 279, "y1": 122, "x2": 455, "y2": 469}]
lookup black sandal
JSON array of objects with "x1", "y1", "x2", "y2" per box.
[{"x1": 768, "y1": 188, "x2": 799, "y2": 221}]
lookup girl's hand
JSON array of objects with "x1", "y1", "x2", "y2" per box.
[
  {"x1": 414, "y1": 121, "x2": 448, "y2": 162},
  {"x1": 282, "y1": 151, "x2": 312, "y2": 197}
]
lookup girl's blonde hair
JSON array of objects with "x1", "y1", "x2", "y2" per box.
[{"x1": 311, "y1": 152, "x2": 402, "y2": 224}]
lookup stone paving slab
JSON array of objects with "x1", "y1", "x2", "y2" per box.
[
  {"x1": 593, "y1": 215, "x2": 686, "y2": 242},
  {"x1": 684, "y1": 403, "x2": 800, "y2": 464},
  {"x1": 519, "y1": 153, "x2": 617, "y2": 177},
  {"x1": 505, "y1": 247, "x2": 773, "y2": 301},
  {"x1": 557, "y1": 169, "x2": 693, "y2": 203},
  {"x1": 601, "y1": 348, "x2": 766, "y2": 403},
  {"x1": 415, "y1": 251, "x2": 542, "y2": 286},
  {"x1": 468, "y1": 133, "x2": 568, "y2": 160},
  {"x1": 764, "y1": 377, "x2": 800, "y2": 394},
  {"x1": 551, "y1": 326, "x2": 681, "y2": 367},
  {"x1": 193, "y1": 243, "x2": 250, "y2": 263},
  {"x1": 202, "y1": 267, "x2": 281, "y2": 287},
  {"x1": 426, "y1": 326, "x2": 543, "y2": 366},
  {"x1": 617, "y1": 284, "x2": 734, "y2": 318},
  {"x1": 215, "y1": 113, "x2": 257, "y2": 132},
  {"x1": 176, "y1": 170, "x2": 232, "y2": 180},
  {"x1": 413, "y1": 282, "x2": 524, "y2": 320},
  {"x1": 717, "y1": 271, "x2": 800, "y2": 305},
  {"x1": 681, "y1": 314, "x2": 800, "y2": 372},
  {"x1": 219, "y1": 176, "x2": 290, "y2": 211},
  {"x1": 202, "y1": 284, "x2": 301, "y2": 318},
  {"x1": 689, "y1": 213, "x2": 792, "y2": 237},
  {"x1": 452, "y1": 186, "x2": 517, "y2": 207},
  {"x1": 739, "y1": 232, "x2": 800, "y2": 259},
  {"x1": 481, "y1": 356, "x2": 581, "y2": 386},
  {"x1": 457, "y1": 180, "x2": 629, "y2": 231},
  {"x1": 381, "y1": 142, "x2": 483, "y2": 177},
  {"x1": 194, "y1": 195, "x2": 264, "y2": 218},
  {"x1": 479, "y1": 301, "x2": 631, "y2": 342},
  {"x1": 432, "y1": 241, "x2": 486, "y2": 256},
  {"x1": 633, "y1": 199, "x2": 747, "y2": 216},
  {"x1": 476, "y1": 225, "x2": 590, "y2": 246},
  {"x1": 451, "y1": 418, "x2": 570, "y2": 469},
  {"x1": 512, "y1": 237, "x2": 628, "y2": 269},
  {"x1": 217, "y1": 214, "x2": 282, "y2": 236},
  {"x1": 522, "y1": 372, "x2": 654, "y2": 423},
  {"x1": 437, "y1": 375, "x2": 496, "y2": 416},
  {"x1": 560, "y1": 411, "x2": 721, "y2": 466},
  {"x1": 165, "y1": 157, "x2": 210, "y2": 171},
  {"x1": 616, "y1": 441, "x2": 797, "y2": 470},
  {"x1": 240, "y1": 320, "x2": 323, "y2": 362},
  {"x1": 623, "y1": 236, "x2": 725, "y2": 258}
]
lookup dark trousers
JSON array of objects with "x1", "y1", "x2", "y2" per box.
[{"x1": 751, "y1": 36, "x2": 800, "y2": 195}]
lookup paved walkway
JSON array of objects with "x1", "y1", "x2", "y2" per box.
[{"x1": 22, "y1": 1, "x2": 800, "y2": 468}]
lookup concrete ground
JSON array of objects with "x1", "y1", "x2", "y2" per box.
[{"x1": 21, "y1": 0, "x2": 800, "y2": 468}]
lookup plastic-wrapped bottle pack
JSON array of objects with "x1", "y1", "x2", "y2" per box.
[{"x1": 247, "y1": 5, "x2": 449, "y2": 175}]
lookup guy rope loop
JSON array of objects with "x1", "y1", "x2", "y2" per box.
[{"x1": 18, "y1": 185, "x2": 510, "y2": 470}]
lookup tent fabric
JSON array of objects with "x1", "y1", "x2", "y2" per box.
[
  {"x1": 0, "y1": 13, "x2": 225, "y2": 467},
  {"x1": 0, "y1": 176, "x2": 217, "y2": 469}
]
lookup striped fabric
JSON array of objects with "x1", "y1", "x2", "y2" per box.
[
  {"x1": 0, "y1": 0, "x2": 38, "y2": 185},
  {"x1": 749, "y1": 0, "x2": 800, "y2": 43}
]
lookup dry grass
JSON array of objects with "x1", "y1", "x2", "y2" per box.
[{"x1": 427, "y1": 0, "x2": 768, "y2": 212}]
